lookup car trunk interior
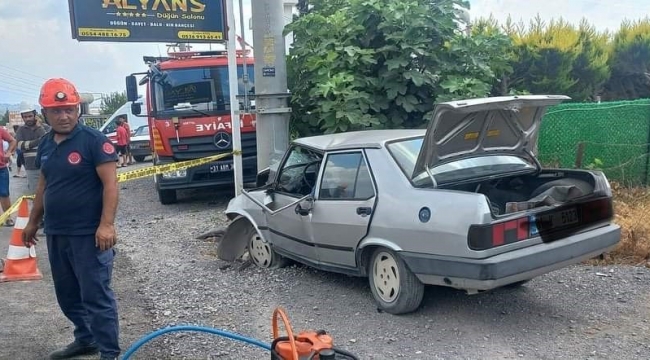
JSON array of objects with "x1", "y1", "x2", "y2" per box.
[{"x1": 438, "y1": 169, "x2": 598, "y2": 216}]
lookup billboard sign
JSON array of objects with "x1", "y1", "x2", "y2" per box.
[{"x1": 67, "y1": 0, "x2": 228, "y2": 43}]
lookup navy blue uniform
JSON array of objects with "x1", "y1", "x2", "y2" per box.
[{"x1": 36, "y1": 124, "x2": 121, "y2": 358}]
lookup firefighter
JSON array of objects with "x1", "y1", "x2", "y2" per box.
[{"x1": 22, "y1": 78, "x2": 121, "y2": 360}]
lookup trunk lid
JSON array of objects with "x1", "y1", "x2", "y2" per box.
[{"x1": 412, "y1": 95, "x2": 571, "y2": 180}]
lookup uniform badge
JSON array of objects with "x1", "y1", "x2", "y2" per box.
[
  {"x1": 103, "y1": 142, "x2": 116, "y2": 154},
  {"x1": 68, "y1": 151, "x2": 82, "y2": 165}
]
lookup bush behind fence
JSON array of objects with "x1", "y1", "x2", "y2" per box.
[{"x1": 538, "y1": 98, "x2": 650, "y2": 186}]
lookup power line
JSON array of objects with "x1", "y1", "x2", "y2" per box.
[{"x1": 0, "y1": 64, "x2": 48, "y2": 82}]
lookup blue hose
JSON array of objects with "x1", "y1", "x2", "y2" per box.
[{"x1": 121, "y1": 325, "x2": 271, "y2": 359}]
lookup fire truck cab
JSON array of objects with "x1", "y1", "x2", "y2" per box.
[{"x1": 125, "y1": 49, "x2": 257, "y2": 204}]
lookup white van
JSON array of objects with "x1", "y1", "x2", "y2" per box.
[{"x1": 99, "y1": 97, "x2": 148, "y2": 143}]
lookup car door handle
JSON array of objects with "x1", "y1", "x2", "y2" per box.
[
  {"x1": 356, "y1": 207, "x2": 372, "y2": 216},
  {"x1": 295, "y1": 204, "x2": 310, "y2": 216}
]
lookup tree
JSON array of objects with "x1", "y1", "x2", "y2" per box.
[
  {"x1": 486, "y1": 15, "x2": 611, "y2": 101},
  {"x1": 602, "y1": 18, "x2": 650, "y2": 101},
  {"x1": 0, "y1": 110, "x2": 9, "y2": 126},
  {"x1": 100, "y1": 91, "x2": 127, "y2": 115},
  {"x1": 285, "y1": 0, "x2": 510, "y2": 136}
]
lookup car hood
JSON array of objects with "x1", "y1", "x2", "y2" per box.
[{"x1": 412, "y1": 95, "x2": 570, "y2": 179}]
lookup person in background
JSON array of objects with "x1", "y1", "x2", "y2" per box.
[
  {"x1": 115, "y1": 118, "x2": 129, "y2": 167},
  {"x1": 0, "y1": 126, "x2": 17, "y2": 226},
  {"x1": 11, "y1": 125, "x2": 26, "y2": 178},
  {"x1": 22, "y1": 77, "x2": 121, "y2": 360},
  {"x1": 119, "y1": 116, "x2": 134, "y2": 165},
  {"x1": 16, "y1": 109, "x2": 48, "y2": 195}
]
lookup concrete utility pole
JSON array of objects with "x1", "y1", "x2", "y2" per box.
[
  {"x1": 226, "y1": 0, "x2": 244, "y2": 196},
  {"x1": 251, "y1": 0, "x2": 293, "y2": 172}
]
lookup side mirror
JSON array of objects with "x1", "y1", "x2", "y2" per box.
[
  {"x1": 295, "y1": 196, "x2": 314, "y2": 216},
  {"x1": 256, "y1": 168, "x2": 270, "y2": 187},
  {"x1": 131, "y1": 102, "x2": 142, "y2": 116},
  {"x1": 126, "y1": 75, "x2": 139, "y2": 102}
]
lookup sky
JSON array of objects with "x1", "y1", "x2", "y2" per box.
[{"x1": 0, "y1": 0, "x2": 648, "y2": 108}]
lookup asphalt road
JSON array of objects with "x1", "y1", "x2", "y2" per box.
[{"x1": 1, "y1": 161, "x2": 650, "y2": 360}]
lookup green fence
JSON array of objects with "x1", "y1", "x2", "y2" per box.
[{"x1": 537, "y1": 98, "x2": 650, "y2": 186}]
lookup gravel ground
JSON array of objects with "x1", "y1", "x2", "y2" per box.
[
  {"x1": 3, "y1": 162, "x2": 650, "y2": 360},
  {"x1": 115, "y1": 175, "x2": 650, "y2": 360}
]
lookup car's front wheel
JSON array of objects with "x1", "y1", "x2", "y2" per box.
[
  {"x1": 247, "y1": 229, "x2": 288, "y2": 269},
  {"x1": 368, "y1": 248, "x2": 425, "y2": 315}
]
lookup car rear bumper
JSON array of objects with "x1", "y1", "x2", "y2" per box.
[
  {"x1": 399, "y1": 223, "x2": 621, "y2": 291},
  {"x1": 129, "y1": 142, "x2": 151, "y2": 157}
]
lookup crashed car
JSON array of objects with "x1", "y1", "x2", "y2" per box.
[{"x1": 217, "y1": 95, "x2": 621, "y2": 315}]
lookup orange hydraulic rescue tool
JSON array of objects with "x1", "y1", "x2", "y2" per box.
[{"x1": 270, "y1": 307, "x2": 359, "y2": 360}]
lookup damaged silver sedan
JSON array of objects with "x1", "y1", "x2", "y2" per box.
[{"x1": 217, "y1": 95, "x2": 621, "y2": 315}]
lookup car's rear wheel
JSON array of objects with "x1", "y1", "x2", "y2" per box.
[
  {"x1": 368, "y1": 248, "x2": 425, "y2": 315},
  {"x1": 247, "y1": 229, "x2": 288, "y2": 269},
  {"x1": 134, "y1": 155, "x2": 146, "y2": 162}
]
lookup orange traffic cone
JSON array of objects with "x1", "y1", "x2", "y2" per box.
[{"x1": 0, "y1": 198, "x2": 43, "y2": 282}]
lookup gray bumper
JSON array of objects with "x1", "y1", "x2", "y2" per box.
[{"x1": 400, "y1": 224, "x2": 621, "y2": 291}]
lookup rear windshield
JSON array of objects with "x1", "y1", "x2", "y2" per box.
[{"x1": 387, "y1": 137, "x2": 536, "y2": 186}]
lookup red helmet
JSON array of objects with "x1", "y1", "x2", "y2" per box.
[{"x1": 39, "y1": 78, "x2": 81, "y2": 108}]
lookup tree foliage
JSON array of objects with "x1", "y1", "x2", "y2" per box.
[
  {"x1": 285, "y1": 3, "x2": 650, "y2": 136},
  {"x1": 285, "y1": 0, "x2": 510, "y2": 135},
  {"x1": 1, "y1": 110, "x2": 9, "y2": 126},
  {"x1": 476, "y1": 15, "x2": 610, "y2": 101},
  {"x1": 100, "y1": 91, "x2": 127, "y2": 115},
  {"x1": 602, "y1": 18, "x2": 650, "y2": 101}
]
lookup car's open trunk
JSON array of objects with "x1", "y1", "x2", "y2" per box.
[{"x1": 438, "y1": 169, "x2": 600, "y2": 217}]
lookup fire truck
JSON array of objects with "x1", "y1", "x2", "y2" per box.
[{"x1": 125, "y1": 48, "x2": 257, "y2": 204}]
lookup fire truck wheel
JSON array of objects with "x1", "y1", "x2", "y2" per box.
[
  {"x1": 134, "y1": 155, "x2": 146, "y2": 162},
  {"x1": 158, "y1": 189, "x2": 178, "y2": 205}
]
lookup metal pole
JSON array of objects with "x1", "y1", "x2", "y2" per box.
[
  {"x1": 226, "y1": 0, "x2": 244, "y2": 196},
  {"x1": 251, "y1": 0, "x2": 292, "y2": 173}
]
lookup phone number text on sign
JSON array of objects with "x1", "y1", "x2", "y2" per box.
[
  {"x1": 78, "y1": 28, "x2": 130, "y2": 38},
  {"x1": 177, "y1": 31, "x2": 223, "y2": 40}
]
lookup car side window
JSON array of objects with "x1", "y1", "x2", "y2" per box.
[
  {"x1": 276, "y1": 145, "x2": 323, "y2": 197},
  {"x1": 319, "y1": 152, "x2": 375, "y2": 200}
]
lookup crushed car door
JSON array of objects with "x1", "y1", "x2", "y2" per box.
[
  {"x1": 308, "y1": 150, "x2": 377, "y2": 270},
  {"x1": 265, "y1": 145, "x2": 323, "y2": 263}
]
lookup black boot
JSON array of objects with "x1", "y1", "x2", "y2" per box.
[{"x1": 49, "y1": 341, "x2": 99, "y2": 359}]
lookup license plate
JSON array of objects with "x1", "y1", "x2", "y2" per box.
[
  {"x1": 529, "y1": 207, "x2": 579, "y2": 237},
  {"x1": 209, "y1": 163, "x2": 232, "y2": 173}
]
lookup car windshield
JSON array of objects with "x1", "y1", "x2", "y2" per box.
[
  {"x1": 387, "y1": 137, "x2": 536, "y2": 186},
  {"x1": 134, "y1": 125, "x2": 149, "y2": 137},
  {"x1": 152, "y1": 64, "x2": 254, "y2": 117}
]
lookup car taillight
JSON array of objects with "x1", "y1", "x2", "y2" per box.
[
  {"x1": 469, "y1": 217, "x2": 532, "y2": 250},
  {"x1": 581, "y1": 197, "x2": 613, "y2": 223},
  {"x1": 468, "y1": 197, "x2": 614, "y2": 251}
]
